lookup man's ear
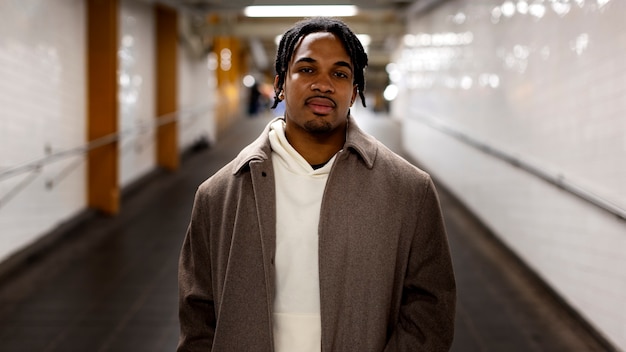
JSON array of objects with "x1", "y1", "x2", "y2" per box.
[
  {"x1": 351, "y1": 85, "x2": 358, "y2": 106},
  {"x1": 274, "y1": 75, "x2": 281, "y2": 93}
]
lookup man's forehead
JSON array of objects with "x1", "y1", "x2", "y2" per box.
[{"x1": 291, "y1": 32, "x2": 351, "y2": 63}]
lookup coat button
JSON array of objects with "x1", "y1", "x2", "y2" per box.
[{"x1": 262, "y1": 171, "x2": 267, "y2": 177}]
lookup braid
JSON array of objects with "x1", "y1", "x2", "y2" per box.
[{"x1": 271, "y1": 17, "x2": 368, "y2": 109}]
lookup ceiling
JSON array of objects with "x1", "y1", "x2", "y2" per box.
[{"x1": 159, "y1": 0, "x2": 446, "y2": 94}]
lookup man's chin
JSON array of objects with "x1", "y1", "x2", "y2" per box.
[{"x1": 304, "y1": 119, "x2": 333, "y2": 134}]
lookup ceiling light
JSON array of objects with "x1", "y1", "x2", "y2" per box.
[{"x1": 244, "y1": 5, "x2": 358, "y2": 18}]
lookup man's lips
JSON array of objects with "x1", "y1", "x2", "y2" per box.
[{"x1": 306, "y1": 97, "x2": 336, "y2": 115}]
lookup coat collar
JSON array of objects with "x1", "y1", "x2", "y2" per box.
[{"x1": 233, "y1": 115, "x2": 378, "y2": 175}]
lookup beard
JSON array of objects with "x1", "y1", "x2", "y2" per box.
[{"x1": 303, "y1": 118, "x2": 333, "y2": 134}]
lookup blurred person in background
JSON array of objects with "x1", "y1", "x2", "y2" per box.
[
  {"x1": 178, "y1": 16, "x2": 456, "y2": 352},
  {"x1": 247, "y1": 81, "x2": 263, "y2": 116}
]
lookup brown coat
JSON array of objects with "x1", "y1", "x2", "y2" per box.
[{"x1": 178, "y1": 117, "x2": 456, "y2": 352}]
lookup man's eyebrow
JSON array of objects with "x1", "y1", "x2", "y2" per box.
[
  {"x1": 335, "y1": 60, "x2": 353, "y2": 72},
  {"x1": 294, "y1": 57, "x2": 353, "y2": 72},
  {"x1": 294, "y1": 57, "x2": 316, "y2": 65}
]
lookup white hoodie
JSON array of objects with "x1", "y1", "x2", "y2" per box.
[{"x1": 268, "y1": 119, "x2": 336, "y2": 352}]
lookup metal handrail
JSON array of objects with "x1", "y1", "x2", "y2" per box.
[
  {"x1": 0, "y1": 105, "x2": 210, "y2": 183},
  {"x1": 409, "y1": 111, "x2": 626, "y2": 221},
  {"x1": 0, "y1": 104, "x2": 212, "y2": 208}
]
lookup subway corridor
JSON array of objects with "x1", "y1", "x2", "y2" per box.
[{"x1": 0, "y1": 112, "x2": 611, "y2": 351}]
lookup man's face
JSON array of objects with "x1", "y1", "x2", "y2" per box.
[{"x1": 277, "y1": 32, "x2": 358, "y2": 137}]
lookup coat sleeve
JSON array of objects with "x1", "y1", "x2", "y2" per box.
[
  {"x1": 177, "y1": 187, "x2": 216, "y2": 352},
  {"x1": 384, "y1": 177, "x2": 456, "y2": 351}
]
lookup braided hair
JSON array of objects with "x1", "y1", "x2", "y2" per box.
[{"x1": 271, "y1": 17, "x2": 368, "y2": 109}]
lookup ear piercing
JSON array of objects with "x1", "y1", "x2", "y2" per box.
[{"x1": 278, "y1": 91, "x2": 285, "y2": 100}]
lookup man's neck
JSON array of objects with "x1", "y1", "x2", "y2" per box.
[{"x1": 284, "y1": 125, "x2": 346, "y2": 166}]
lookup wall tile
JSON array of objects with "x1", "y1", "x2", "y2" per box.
[
  {"x1": 118, "y1": 0, "x2": 156, "y2": 188},
  {"x1": 0, "y1": 0, "x2": 86, "y2": 260}
]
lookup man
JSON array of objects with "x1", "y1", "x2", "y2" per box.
[{"x1": 178, "y1": 17, "x2": 456, "y2": 351}]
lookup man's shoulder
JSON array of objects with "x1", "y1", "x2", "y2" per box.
[
  {"x1": 197, "y1": 127, "x2": 272, "y2": 194},
  {"x1": 196, "y1": 160, "x2": 238, "y2": 195},
  {"x1": 373, "y1": 140, "x2": 430, "y2": 180}
]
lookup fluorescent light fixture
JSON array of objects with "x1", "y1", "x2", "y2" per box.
[{"x1": 244, "y1": 5, "x2": 358, "y2": 18}]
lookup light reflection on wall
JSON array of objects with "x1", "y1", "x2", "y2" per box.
[
  {"x1": 117, "y1": 3, "x2": 155, "y2": 188},
  {"x1": 220, "y1": 48, "x2": 232, "y2": 71},
  {"x1": 391, "y1": 31, "x2": 479, "y2": 91},
  {"x1": 206, "y1": 52, "x2": 218, "y2": 89},
  {"x1": 392, "y1": 0, "x2": 613, "y2": 92},
  {"x1": 492, "y1": 0, "x2": 613, "y2": 23},
  {"x1": 118, "y1": 33, "x2": 141, "y2": 107},
  {"x1": 570, "y1": 33, "x2": 589, "y2": 55},
  {"x1": 207, "y1": 52, "x2": 218, "y2": 71}
]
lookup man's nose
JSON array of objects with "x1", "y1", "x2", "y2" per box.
[{"x1": 310, "y1": 75, "x2": 334, "y2": 93}]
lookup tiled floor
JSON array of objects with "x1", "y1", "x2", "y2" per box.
[{"x1": 0, "y1": 112, "x2": 612, "y2": 351}]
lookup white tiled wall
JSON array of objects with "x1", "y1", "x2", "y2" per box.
[
  {"x1": 119, "y1": 0, "x2": 156, "y2": 188},
  {"x1": 394, "y1": 0, "x2": 626, "y2": 348},
  {"x1": 177, "y1": 32, "x2": 216, "y2": 150},
  {"x1": 0, "y1": 0, "x2": 217, "y2": 266},
  {"x1": 0, "y1": 0, "x2": 86, "y2": 262},
  {"x1": 118, "y1": 0, "x2": 217, "y2": 186}
]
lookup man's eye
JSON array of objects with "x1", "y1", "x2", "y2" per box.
[
  {"x1": 299, "y1": 67, "x2": 314, "y2": 73},
  {"x1": 335, "y1": 72, "x2": 349, "y2": 79}
]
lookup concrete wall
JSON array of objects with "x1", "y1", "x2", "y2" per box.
[{"x1": 393, "y1": 0, "x2": 625, "y2": 348}]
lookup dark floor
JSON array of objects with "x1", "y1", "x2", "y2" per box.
[{"x1": 0, "y1": 112, "x2": 612, "y2": 351}]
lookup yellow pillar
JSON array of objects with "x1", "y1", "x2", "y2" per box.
[
  {"x1": 213, "y1": 35, "x2": 242, "y2": 134},
  {"x1": 87, "y1": 0, "x2": 119, "y2": 215},
  {"x1": 155, "y1": 4, "x2": 179, "y2": 171}
]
